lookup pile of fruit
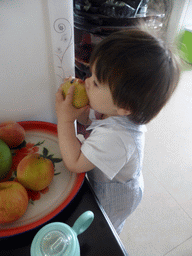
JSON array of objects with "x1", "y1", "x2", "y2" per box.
[{"x1": 0, "y1": 121, "x2": 54, "y2": 224}]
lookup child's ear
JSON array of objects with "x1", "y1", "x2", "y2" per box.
[{"x1": 117, "y1": 107, "x2": 131, "y2": 116}]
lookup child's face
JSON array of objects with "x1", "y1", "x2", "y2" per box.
[{"x1": 85, "y1": 64, "x2": 119, "y2": 116}]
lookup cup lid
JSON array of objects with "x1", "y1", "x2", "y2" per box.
[
  {"x1": 30, "y1": 211, "x2": 94, "y2": 256},
  {"x1": 31, "y1": 222, "x2": 77, "y2": 256}
]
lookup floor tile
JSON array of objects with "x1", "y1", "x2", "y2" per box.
[
  {"x1": 120, "y1": 167, "x2": 192, "y2": 256},
  {"x1": 165, "y1": 237, "x2": 192, "y2": 256}
]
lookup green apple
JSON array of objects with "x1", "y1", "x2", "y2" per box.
[
  {"x1": 62, "y1": 79, "x2": 89, "y2": 109},
  {"x1": 0, "y1": 181, "x2": 29, "y2": 223},
  {"x1": 17, "y1": 153, "x2": 54, "y2": 191},
  {"x1": 0, "y1": 139, "x2": 12, "y2": 181}
]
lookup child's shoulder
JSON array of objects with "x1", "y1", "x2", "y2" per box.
[{"x1": 88, "y1": 110, "x2": 146, "y2": 133}]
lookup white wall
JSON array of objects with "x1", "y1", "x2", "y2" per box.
[
  {"x1": 0, "y1": 0, "x2": 74, "y2": 123},
  {"x1": 181, "y1": 0, "x2": 192, "y2": 28},
  {"x1": 166, "y1": 0, "x2": 190, "y2": 44}
]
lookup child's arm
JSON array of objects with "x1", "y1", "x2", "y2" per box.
[
  {"x1": 56, "y1": 85, "x2": 95, "y2": 173},
  {"x1": 77, "y1": 107, "x2": 92, "y2": 125}
]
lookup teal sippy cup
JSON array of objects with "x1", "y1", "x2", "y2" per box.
[{"x1": 30, "y1": 211, "x2": 94, "y2": 256}]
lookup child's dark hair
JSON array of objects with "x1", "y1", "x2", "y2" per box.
[{"x1": 89, "y1": 28, "x2": 180, "y2": 124}]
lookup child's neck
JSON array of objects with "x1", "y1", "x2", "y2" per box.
[
  {"x1": 95, "y1": 112, "x2": 118, "y2": 120},
  {"x1": 102, "y1": 114, "x2": 115, "y2": 119}
]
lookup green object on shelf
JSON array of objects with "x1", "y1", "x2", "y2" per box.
[{"x1": 180, "y1": 26, "x2": 192, "y2": 64}]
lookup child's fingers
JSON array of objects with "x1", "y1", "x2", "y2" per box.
[
  {"x1": 65, "y1": 85, "x2": 75, "y2": 104},
  {"x1": 56, "y1": 87, "x2": 64, "y2": 102},
  {"x1": 64, "y1": 76, "x2": 74, "y2": 83}
]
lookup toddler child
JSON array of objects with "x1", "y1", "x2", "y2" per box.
[{"x1": 55, "y1": 26, "x2": 180, "y2": 234}]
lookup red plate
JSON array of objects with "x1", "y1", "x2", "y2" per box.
[{"x1": 0, "y1": 121, "x2": 85, "y2": 237}]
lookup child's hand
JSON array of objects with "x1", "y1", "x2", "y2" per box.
[{"x1": 56, "y1": 84, "x2": 89, "y2": 123}]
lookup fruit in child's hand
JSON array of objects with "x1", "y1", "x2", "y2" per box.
[
  {"x1": 17, "y1": 153, "x2": 54, "y2": 191},
  {"x1": 0, "y1": 139, "x2": 12, "y2": 181},
  {"x1": 61, "y1": 79, "x2": 89, "y2": 108},
  {"x1": 0, "y1": 181, "x2": 28, "y2": 223},
  {"x1": 0, "y1": 121, "x2": 25, "y2": 148}
]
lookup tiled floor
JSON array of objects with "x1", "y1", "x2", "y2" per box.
[{"x1": 119, "y1": 68, "x2": 192, "y2": 255}]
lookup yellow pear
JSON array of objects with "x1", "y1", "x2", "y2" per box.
[{"x1": 61, "y1": 79, "x2": 89, "y2": 109}]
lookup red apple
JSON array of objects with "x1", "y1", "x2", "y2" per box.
[
  {"x1": 17, "y1": 153, "x2": 54, "y2": 191},
  {"x1": 0, "y1": 181, "x2": 29, "y2": 223},
  {"x1": 0, "y1": 121, "x2": 25, "y2": 148}
]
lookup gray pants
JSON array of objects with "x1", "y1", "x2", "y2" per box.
[{"x1": 88, "y1": 174, "x2": 144, "y2": 234}]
